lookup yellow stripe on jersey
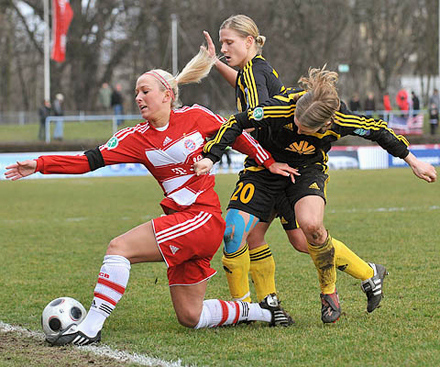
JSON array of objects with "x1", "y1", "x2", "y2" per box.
[
  {"x1": 244, "y1": 68, "x2": 259, "y2": 108},
  {"x1": 247, "y1": 105, "x2": 295, "y2": 121},
  {"x1": 334, "y1": 111, "x2": 409, "y2": 146},
  {"x1": 335, "y1": 111, "x2": 387, "y2": 130},
  {"x1": 309, "y1": 129, "x2": 341, "y2": 139},
  {"x1": 243, "y1": 166, "x2": 265, "y2": 173},
  {"x1": 203, "y1": 116, "x2": 239, "y2": 153}
]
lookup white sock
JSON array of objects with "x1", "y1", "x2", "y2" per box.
[
  {"x1": 194, "y1": 300, "x2": 271, "y2": 329},
  {"x1": 78, "y1": 255, "x2": 131, "y2": 337}
]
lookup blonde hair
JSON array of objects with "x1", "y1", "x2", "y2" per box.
[
  {"x1": 144, "y1": 48, "x2": 217, "y2": 109},
  {"x1": 220, "y1": 14, "x2": 265, "y2": 55},
  {"x1": 295, "y1": 66, "x2": 340, "y2": 130}
]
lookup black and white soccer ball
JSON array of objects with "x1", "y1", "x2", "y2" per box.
[{"x1": 41, "y1": 297, "x2": 87, "y2": 343}]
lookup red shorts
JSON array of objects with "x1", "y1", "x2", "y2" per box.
[{"x1": 152, "y1": 208, "x2": 226, "y2": 286}]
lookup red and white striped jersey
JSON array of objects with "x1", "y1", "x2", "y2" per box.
[{"x1": 35, "y1": 104, "x2": 274, "y2": 213}]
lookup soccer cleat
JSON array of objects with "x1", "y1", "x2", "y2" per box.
[
  {"x1": 259, "y1": 293, "x2": 294, "y2": 327},
  {"x1": 47, "y1": 324, "x2": 101, "y2": 346},
  {"x1": 361, "y1": 263, "x2": 388, "y2": 313},
  {"x1": 320, "y1": 290, "x2": 341, "y2": 323}
]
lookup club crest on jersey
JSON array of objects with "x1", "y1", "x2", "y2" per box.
[
  {"x1": 253, "y1": 107, "x2": 264, "y2": 121},
  {"x1": 106, "y1": 137, "x2": 119, "y2": 149},
  {"x1": 184, "y1": 139, "x2": 197, "y2": 151}
]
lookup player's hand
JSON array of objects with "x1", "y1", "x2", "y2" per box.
[
  {"x1": 268, "y1": 162, "x2": 300, "y2": 183},
  {"x1": 193, "y1": 158, "x2": 214, "y2": 176},
  {"x1": 4, "y1": 160, "x2": 37, "y2": 181},
  {"x1": 202, "y1": 31, "x2": 216, "y2": 59},
  {"x1": 405, "y1": 153, "x2": 437, "y2": 183},
  {"x1": 411, "y1": 160, "x2": 437, "y2": 182}
]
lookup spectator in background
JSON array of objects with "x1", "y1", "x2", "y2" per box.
[
  {"x1": 411, "y1": 91, "x2": 420, "y2": 111},
  {"x1": 349, "y1": 93, "x2": 361, "y2": 112},
  {"x1": 111, "y1": 84, "x2": 124, "y2": 127},
  {"x1": 383, "y1": 93, "x2": 392, "y2": 111},
  {"x1": 38, "y1": 100, "x2": 51, "y2": 141},
  {"x1": 429, "y1": 88, "x2": 440, "y2": 110},
  {"x1": 98, "y1": 82, "x2": 112, "y2": 112},
  {"x1": 364, "y1": 92, "x2": 376, "y2": 117},
  {"x1": 396, "y1": 89, "x2": 409, "y2": 118},
  {"x1": 429, "y1": 103, "x2": 439, "y2": 135},
  {"x1": 52, "y1": 93, "x2": 65, "y2": 141}
]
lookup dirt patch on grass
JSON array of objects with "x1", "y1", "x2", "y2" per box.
[{"x1": 0, "y1": 329, "x2": 140, "y2": 367}]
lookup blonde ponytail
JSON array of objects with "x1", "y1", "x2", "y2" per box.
[
  {"x1": 295, "y1": 66, "x2": 340, "y2": 130},
  {"x1": 143, "y1": 48, "x2": 217, "y2": 109}
]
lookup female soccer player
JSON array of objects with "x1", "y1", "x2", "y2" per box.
[
  {"x1": 195, "y1": 66, "x2": 437, "y2": 323},
  {"x1": 203, "y1": 15, "x2": 385, "y2": 318},
  {"x1": 4, "y1": 49, "x2": 296, "y2": 346},
  {"x1": 203, "y1": 14, "x2": 308, "y2": 305}
]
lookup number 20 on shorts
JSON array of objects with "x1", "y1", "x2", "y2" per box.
[{"x1": 230, "y1": 182, "x2": 255, "y2": 204}]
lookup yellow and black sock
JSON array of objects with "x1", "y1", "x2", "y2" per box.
[
  {"x1": 307, "y1": 233, "x2": 336, "y2": 294},
  {"x1": 333, "y1": 238, "x2": 373, "y2": 280},
  {"x1": 222, "y1": 244, "x2": 251, "y2": 302},
  {"x1": 249, "y1": 244, "x2": 276, "y2": 302}
]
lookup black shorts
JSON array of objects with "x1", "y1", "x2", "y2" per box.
[
  {"x1": 227, "y1": 165, "x2": 329, "y2": 227},
  {"x1": 227, "y1": 169, "x2": 291, "y2": 222},
  {"x1": 273, "y1": 192, "x2": 298, "y2": 230},
  {"x1": 285, "y1": 164, "x2": 329, "y2": 206}
]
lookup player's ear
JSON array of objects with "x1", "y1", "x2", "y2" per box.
[
  {"x1": 162, "y1": 90, "x2": 171, "y2": 103},
  {"x1": 246, "y1": 35, "x2": 254, "y2": 49}
]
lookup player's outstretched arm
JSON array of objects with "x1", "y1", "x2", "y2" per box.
[
  {"x1": 4, "y1": 160, "x2": 37, "y2": 181},
  {"x1": 404, "y1": 152, "x2": 437, "y2": 183}
]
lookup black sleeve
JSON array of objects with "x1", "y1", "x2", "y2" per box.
[
  {"x1": 84, "y1": 147, "x2": 105, "y2": 171},
  {"x1": 203, "y1": 91, "x2": 298, "y2": 163},
  {"x1": 333, "y1": 102, "x2": 410, "y2": 159}
]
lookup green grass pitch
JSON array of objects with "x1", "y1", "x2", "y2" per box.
[{"x1": 0, "y1": 168, "x2": 439, "y2": 366}]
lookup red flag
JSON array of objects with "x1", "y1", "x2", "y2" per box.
[{"x1": 51, "y1": 0, "x2": 73, "y2": 63}]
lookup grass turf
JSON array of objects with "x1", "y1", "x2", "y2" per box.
[{"x1": 0, "y1": 168, "x2": 439, "y2": 366}]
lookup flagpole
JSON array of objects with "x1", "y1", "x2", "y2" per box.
[
  {"x1": 44, "y1": 0, "x2": 50, "y2": 102},
  {"x1": 171, "y1": 14, "x2": 178, "y2": 76}
]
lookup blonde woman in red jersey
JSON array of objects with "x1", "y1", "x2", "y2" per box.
[{"x1": 5, "y1": 49, "x2": 298, "y2": 346}]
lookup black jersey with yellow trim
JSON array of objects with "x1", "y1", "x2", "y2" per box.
[
  {"x1": 235, "y1": 55, "x2": 285, "y2": 113},
  {"x1": 204, "y1": 88, "x2": 410, "y2": 169}
]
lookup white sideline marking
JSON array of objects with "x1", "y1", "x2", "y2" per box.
[
  {"x1": 2, "y1": 215, "x2": 153, "y2": 225},
  {"x1": 0, "y1": 321, "x2": 185, "y2": 367}
]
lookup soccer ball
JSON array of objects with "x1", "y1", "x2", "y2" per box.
[{"x1": 41, "y1": 297, "x2": 87, "y2": 343}]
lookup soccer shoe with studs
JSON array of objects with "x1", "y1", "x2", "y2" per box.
[
  {"x1": 259, "y1": 293, "x2": 294, "y2": 327},
  {"x1": 320, "y1": 290, "x2": 341, "y2": 323},
  {"x1": 47, "y1": 324, "x2": 101, "y2": 346},
  {"x1": 361, "y1": 263, "x2": 388, "y2": 313}
]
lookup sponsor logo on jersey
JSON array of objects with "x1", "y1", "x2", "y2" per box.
[
  {"x1": 283, "y1": 123, "x2": 294, "y2": 131},
  {"x1": 353, "y1": 128, "x2": 370, "y2": 136},
  {"x1": 163, "y1": 136, "x2": 173, "y2": 146},
  {"x1": 184, "y1": 139, "x2": 197, "y2": 151},
  {"x1": 285, "y1": 141, "x2": 316, "y2": 154},
  {"x1": 170, "y1": 245, "x2": 180, "y2": 254},
  {"x1": 106, "y1": 137, "x2": 119, "y2": 149},
  {"x1": 253, "y1": 107, "x2": 264, "y2": 121},
  {"x1": 308, "y1": 182, "x2": 320, "y2": 190}
]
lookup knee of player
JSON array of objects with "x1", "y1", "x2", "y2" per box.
[
  {"x1": 106, "y1": 236, "x2": 125, "y2": 255},
  {"x1": 223, "y1": 209, "x2": 247, "y2": 253},
  {"x1": 176, "y1": 309, "x2": 201, "y2": 328},
  {"x1": 300, "y1": 221, "x2": 325, "y2": 241}
]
